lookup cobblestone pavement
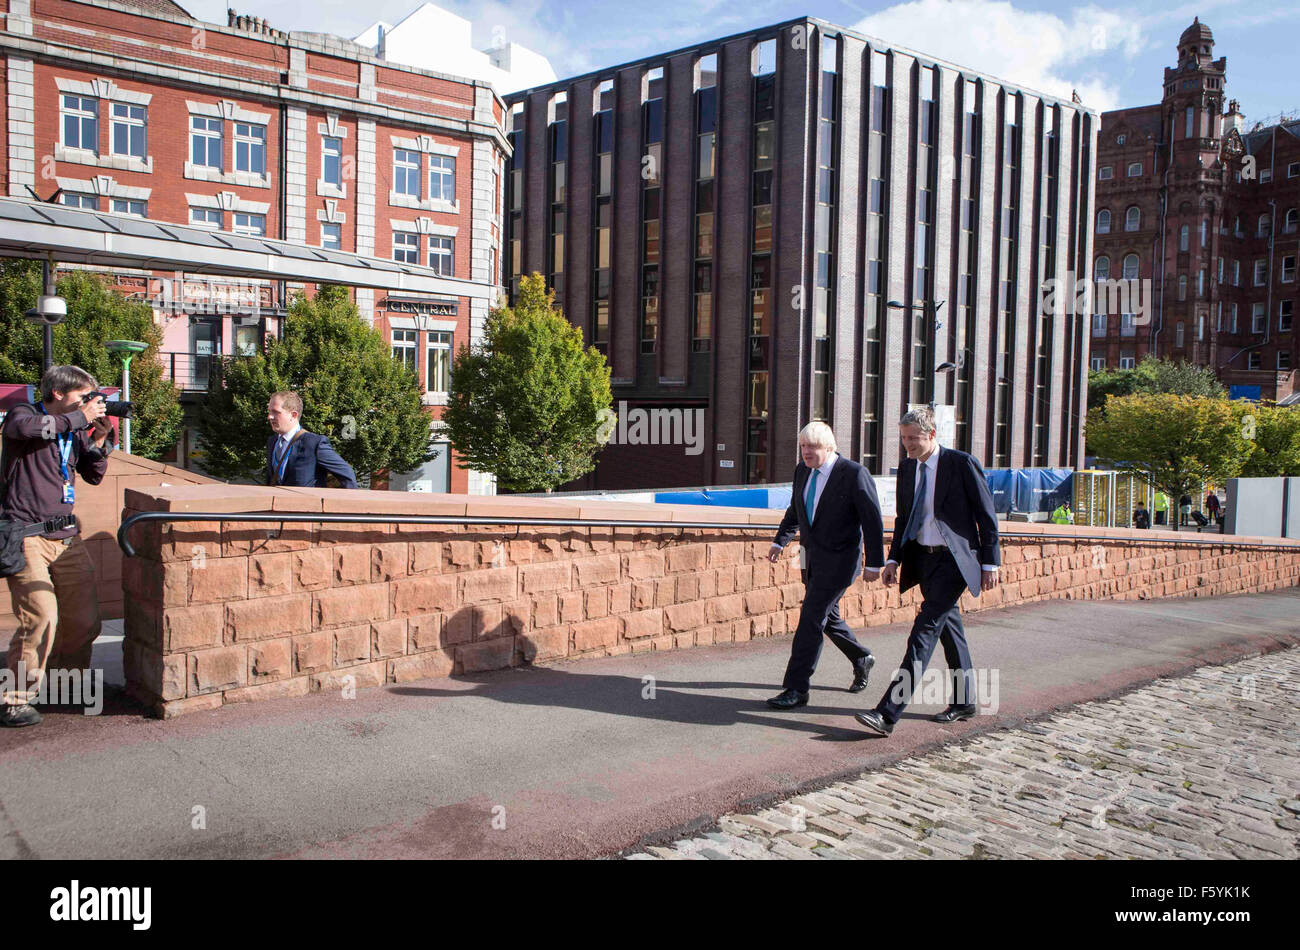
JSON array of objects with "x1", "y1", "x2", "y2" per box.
[{"x1": 627, "y1": 649, "x2": 1300, "y2": 860}]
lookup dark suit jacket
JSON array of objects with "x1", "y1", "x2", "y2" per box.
[
  {"x1": 266, "y1": 430, "x2": 358, "y2": 488},
  {"x1": 888, "y1": 446, "x2": 1000, "y2": 597},
  {"x1": 774, "y1": 455, "x2": 886, "y2": 591}
]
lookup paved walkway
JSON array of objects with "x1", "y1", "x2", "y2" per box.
[
  {"x1": 1, "y1": 590, "x2": 1297, "y2": 858},
  {"x1": 629, "y1": 649, "x2": 1300, "y2": 859}
]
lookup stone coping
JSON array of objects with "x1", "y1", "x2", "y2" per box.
[{"x1": 121, "y1": 486, "x2": 1300, "y2": 547}]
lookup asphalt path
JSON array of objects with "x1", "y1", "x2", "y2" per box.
[{"x1": 1, "y1": 589, "x2": 1296, "y2": 859}]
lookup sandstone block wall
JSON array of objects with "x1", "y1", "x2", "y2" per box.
[{"x1": 118, "y1": 485, "x2": 1300, "y2": 718}]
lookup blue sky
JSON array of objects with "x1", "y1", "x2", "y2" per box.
[{"x1": 187, "y1": 0, "x2": 1298, "y2": 120}]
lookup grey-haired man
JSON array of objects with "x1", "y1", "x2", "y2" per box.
[{"x1": 856, "y1": 407, "x2": 1000, "y2": 737}]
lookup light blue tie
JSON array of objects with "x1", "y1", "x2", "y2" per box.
[
  {"x1": 901, "y1": 460, "x2": 928, "y2": 544},
  {"x1": 804, "y1": 468, "x2": 820, "y2": 522}
]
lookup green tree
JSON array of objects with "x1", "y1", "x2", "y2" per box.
[
  {"x1": 1086, "y1": 393, "x2": 1254, "y2": 503},
  {"x1": 1087, "y1": 356, "x2": 1225, "y2": 414},
  {"x1": 1239, "y1": 402, "x2": 1300, "y2": 477},
  {"x1": 443, "y1": 273, "x2": 612, "y2": 492},
  {"x1": 196, "y1": 285, "x2": 434, "y2": 484},
  {"x1": 0, "y1": 259, "x2": 183, "y2": 460}
]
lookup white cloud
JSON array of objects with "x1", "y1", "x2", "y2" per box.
[{"x1": 851, "y1": 0, "x2": 1146, "y2": 112}]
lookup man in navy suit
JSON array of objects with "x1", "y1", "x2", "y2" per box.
[
  {"x1": 765, "y1": 422, "x2": 886, "y2": 710},
  {"x1": 265, "y1": 390, "x2": 359, "y2": 489},
  {"x1": 856, "y1": 407, "x2": 1000, "y2": 736}
]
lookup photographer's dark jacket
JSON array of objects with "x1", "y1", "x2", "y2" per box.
[{"x1": 1, "y1": 403, "x2": 111, "y2": 539}]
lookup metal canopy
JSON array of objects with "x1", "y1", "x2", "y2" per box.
[{"x1": 0, "y1": 197, "x2": 493, "y2": 299}]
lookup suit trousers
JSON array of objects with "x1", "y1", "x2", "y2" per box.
[
  {"x1": 3, "y1": 535, "x2": 102, "y2": 705},
  {"x1": 781, "y1": 574, "x2": 872, "y2": 693},
  {"x1": 877, "y1": 549, "x2": 977, "y2": 724}
]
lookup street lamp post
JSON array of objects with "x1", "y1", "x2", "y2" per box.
[
  {"x1": 106, "y1": 340, "x2": 148, "y2": 454},
  {"x1": 887, "y1": 298, "x2": 952, "y2": 404},
  {"x1": 23, "y1": 256, "x2": 66, "y2": 373}
]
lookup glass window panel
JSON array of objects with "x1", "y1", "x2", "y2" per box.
[
  {"x1": 698, "y1": 133, "x2": 715, "y2": 179},
  {"x1": 754, "y1": 122, "x2": 775, "y2": 170},
  {"x1": 696, "y1": 213, "x2": 714, "y2": 258},
  {"x1": 753, "y1": 205, "x2": 772, "y2": 252}
]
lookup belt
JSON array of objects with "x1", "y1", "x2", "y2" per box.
[{"x1": 916, "y1": 543, "x2": 948, "y2": 554}]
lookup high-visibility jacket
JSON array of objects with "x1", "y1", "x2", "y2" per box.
[
  {"x1": 1153, "y1": 493, "x2": 1169, "y2": 513},
  {"x1": 1051, "y1": 505, "x2": 1073, "y2": 524}
]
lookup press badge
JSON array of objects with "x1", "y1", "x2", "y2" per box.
[{"x1": 63, "y1": 482, "x2": 75, "y2": 504}]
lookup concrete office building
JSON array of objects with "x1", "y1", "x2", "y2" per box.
[{"x1": 505, "y1": 17, "x2": 1098, "y2": 489}]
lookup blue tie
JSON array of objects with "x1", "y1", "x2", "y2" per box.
[
  {"x1": 804, "y1": 468, "x2": 820, "y2": 522},
  {"x1": 901, "y1": 460, "x2": 928, "y2": 544}
]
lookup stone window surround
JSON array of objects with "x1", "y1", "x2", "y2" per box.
[
  {"x1": 319, "y1": 221, "x2": 343, "y2": 249},
  {"x1": 56, "y1": 78, "x2": 154, "y2": 173},
  {"x1": 389, "y1": 192, "x2": 458, "y2": 213},
  {"x1": 56, "y1": 76, "x2": 152, "y2": 106},
  {"x1": 382, "y1": 319, "x2": 460, "y2": 405},
  {"x1": 383, "y1": 318, "x2": 456, "y2": 406},
  {"x1": 186, "y1": 191, "x2": 271, "y2": 215},
  {"x1": 56, "y1": 174, "x2": 150, "y2": 201},
  {"x1": 316, "y1": 199, "x2": 347, "y2": 224},
  {"x1": 185, "y1": 99, "x2": 271, "y2": 188},
  {"x1": 389, "y1": 134, "x2": 459, "y2": 212},
  {"x1": 317, "y1": 115, "x2": 349, "y2": 199},
  {"x1": 187, "y1": 99, "x2": 272, "y2": 126},
  {"x1": 391, "y1": 219, "x2": 458, "y2": 237}
]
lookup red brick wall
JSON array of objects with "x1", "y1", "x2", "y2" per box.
[
  {"x1": 39, "y1": 1, "x2": 287, "y2": 80},
  {"x1": 13, "y1": 0, "x2": 505, "y2": 493},
  {"x1": 118, "y1": 484, "x2": 1300, "y2": 718},
  {"x1": 34, "y1": 63, "x2": 282, "y2": 235}
]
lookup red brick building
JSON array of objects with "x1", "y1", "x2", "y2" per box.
[
  {"x1": 1, "y1": 0, "x2": 509, "y2": 490},
  {"x1": 1094, "y1": 18, "x2": 1300, "y2": 402}
]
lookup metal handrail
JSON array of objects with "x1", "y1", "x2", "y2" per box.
[{"x1": 115, "y1": 510, "x2": 1300, "y2": 558}]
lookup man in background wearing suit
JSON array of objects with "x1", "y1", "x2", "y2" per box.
[
  {"x1": 765, "y1": 422, "x2": 886, "y2": 710},
  {"x1": 856, "y1": 407, "x2": 1000, "y2": 736},
  {"x1": 266, "y1": 390, "x2": 359, "y2": 489}
]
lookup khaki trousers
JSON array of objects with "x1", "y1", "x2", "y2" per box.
[{"x1": 3, "y1": 535, "x2": 102, "y2": 705}]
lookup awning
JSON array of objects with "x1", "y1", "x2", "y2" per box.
[{"x1": 0, "y1": 197, "x2": 494, "y2": 299}]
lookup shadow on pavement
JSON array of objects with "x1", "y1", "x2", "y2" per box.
[{"x1": 389, "y1": 664, "x2": 943, "y2": 742}]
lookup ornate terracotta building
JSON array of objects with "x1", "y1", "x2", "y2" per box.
[{"x1": 1093, "y1": 18, "x2": 1299, "y2": 402}]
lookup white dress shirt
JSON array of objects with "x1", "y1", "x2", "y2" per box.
[
  {"x1": 773, "y1": 453, "x2": 839, "y2": 552},
  {"x1": 888, "y1": 446, "x2": 997, "y2": 571},
  {"x1": 913, "y1": 446, "x2": 944, "y2": 546},
  {"x1": 275, "y1": 423, "x2": 302, "y2": 454}
]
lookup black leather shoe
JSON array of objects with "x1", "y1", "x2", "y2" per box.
[
  {"x1": 854, "y1": 709, "x2": 893, "y2": 736},
  {"x1": 932, "y1": 705, "x2": 977, "y2": 723},
  {"x1": 0, "y1": 703, "x2": 42, "y2": 727},
  {"x1": 849, "y1": 655, "x2": 875, "y2": 693},
  {"x1": 766, "y1": 689, "x2": 809, "y2": 710}
]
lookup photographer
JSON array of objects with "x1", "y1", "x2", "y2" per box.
[{"x1": 0, "y1": 365, "x2": 113, "y2": 727}]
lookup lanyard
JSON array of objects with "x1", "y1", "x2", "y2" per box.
[
  {"x1": 36, "y1": 401, "x2": 74, "y2": 484},
  {"x1": 274, "y1": 430, "x2": 302, "y2": 482}
]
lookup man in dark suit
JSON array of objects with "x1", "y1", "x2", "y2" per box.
[
  {"x1": 765, "y1": 422, "x2": 886, "y2": 709},
  {"x1": 266, "y1": 390, "x2": 359, "y2": 489},
  {"x1": 856, "y1": 406, "x2": 1000, "y2": 736}
]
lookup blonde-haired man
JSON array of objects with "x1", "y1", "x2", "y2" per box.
[{"x1": 765, "y1": 422, "x2": 886, "y2": 709}]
